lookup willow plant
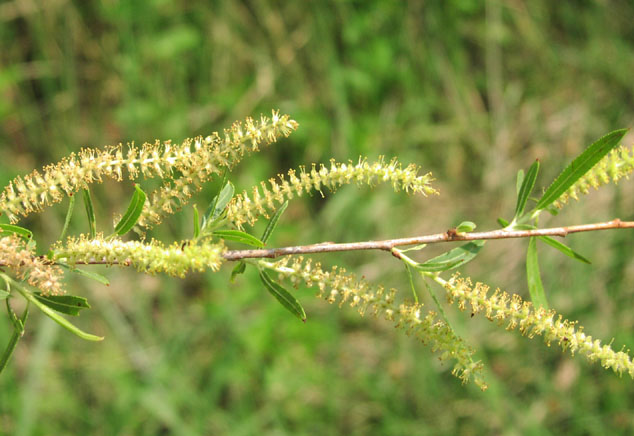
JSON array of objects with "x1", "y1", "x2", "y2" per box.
[{"x1": 1, "y1": 110, "x2": 633, "y2": 390}]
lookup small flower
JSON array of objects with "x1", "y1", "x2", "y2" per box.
[
  {"x1": 227, "y1": 157, "x2": 438, "y2": 228},
  {"x1": 0, "y1": 234, "x2": 64, "y2": 295},
  {"x1": 136, "y1": 111, "x2": 298, "y2": 231},
  {"x1": 444, "y1": 274, "x2": 634, "y2": 378},
  {"x1": 54, "y1": 234, "x2": 225, "y2": 278},
  {"x1": 0, "y1": 110, "x2": 298, "y2": 225},
  {"x1": 260, "y1": 257, "x2": 486, "y2": 389},
  {"x1": 555, "y1": 145, "x2": 634, "y2": 208}
]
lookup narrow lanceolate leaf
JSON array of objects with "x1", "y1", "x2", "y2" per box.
[
  {"x1": 538, "y1": 236, "x2": 591, "y2": 264},
  {"x1": 33, "y1": 292, "x2": 91, "y2": 316},
  {"x1": 526, "y1": 237, "x2": 549, "y2": 309},
  {"x1": 259, "y1": 270, "x2": 306, "y2": 322},
  {"x1": 230, "y1": 262, "x2": 246, "y2": 282},
  {"x1": 404, "y1": 263, "x2": 419, "y2": 303},
  {"x1": 24, "y1": 291, "x2": 103, "y2": 341},
  {"x1": 413, "y1": 240, "x2": 485, "y2": 272},
  {"x1": 213, "y1": 230, "x2": 264, "y2": 248},
  {"x1": 0, "y1": 224, "x2": 33, "y2": 240},
  {"x1": 536, "y1": 129, "x2": 628, "y2": 210},
  {"x1": 57, "y1": 263, "x2": 110, "y2": 286},
  {"x1": 6, "y1": 298, "x2": 25, "y2": 333},
  {"x1": 261, "y1": 200, "x2": 289, "y2": 244},
  {"x1": 203, "y1": 171, "x2": 228, "y2": 227},
  {"x1": 400, "y1": 244, "x2": 427, "y2": 253},
  {"x1": 59, "y1": 194, "x2": 76, "y2": 241},
  {"x1": 192, "y1": 205, "x2": 200, "y2": 239},
  {"x1": 82, "y1": 189, "x2": 97, "y2": 238},
  {"x1": 204, "y1": 179, "x2": 234, "y2": 226},
  {"x1": 0, "y1": 300, "x2": 29, "y2": 375},
  {"x1": 113, "y1": 184, "x2": 146, "y2": 236},
  {"x1": 514, "y1": 160, "x2": 540, "y2": 218},
  {"x1": 0, "y1": 288, "x2": 9, "y2": 300},
  {"x1": 516, "y1": 169, "x2": 525, "y2": 196}
]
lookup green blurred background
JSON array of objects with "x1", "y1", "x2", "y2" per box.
[{"x1": 1, "y1": 1, "x2": 634, "y2": 434}]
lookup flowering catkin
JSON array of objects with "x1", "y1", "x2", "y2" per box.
[
  {"x1": 54, "y1": 234, "x2": 225, "y2": 278},
  {"x1": 0, "y1": 234, "x2": 64, "y2": 295},
  {"x1": 227, "y1": 157, "x2": 438, "y2": 228},
  {"x1": 261, "y1": 257, "x2": 486, "y2": 389},
  {"x1": 443, "y1": 274, "x2": 634, "y2": 378},
  {"x1": 0, "y1": 111, "x2": 298, "y2": 224},
  {"x1": 137, "y1": 111, "x2": 298, "y2": 230},
  {"x1": 554, "y1": 145, "x2": 634, "y2": 208}
]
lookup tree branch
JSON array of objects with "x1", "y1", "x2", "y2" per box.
[
  {"x1": 2, "y1": 219, "x2": 632, "y2": 268},
  {"x1": 221, "y1": 218, "x2": 633, "y2": 260}
]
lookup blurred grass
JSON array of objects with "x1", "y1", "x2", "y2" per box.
[{"x1": 1, "y1": 0, "x2": 634, "y2": 434}]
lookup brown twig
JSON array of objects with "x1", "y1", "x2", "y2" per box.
[
  {"x1": 1, "y1": 219, "x2": 631, "y2": 267},
  {"x1": 221, "y1": 218, "x2": 633, "y2": 261}
]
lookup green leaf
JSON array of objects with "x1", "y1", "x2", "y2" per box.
[
  {"x1": 0, "y1": 224, "x2": 33, "y2": 240},
  {"x1": 536, "y1": 129, "x2": 628, "y2": 210},
  {"x1": 82, "y1": 189, "x2": 97, "y2": 238},
  {"x1": 404, "y1": 263, "x2": 419, "y2": 304},
  {"x1": 261, "y1": 200, "x2": 289, "y2": 244},
  {"x1": 259, "y1": 270, "x2": 306, "y2": 322},
  {"x1": 516, "y1": 169, "x2": 525, "y2": 196},
  {"x1": 230, "y1": 262, "x2": 246, "y2": 282},
  {"x1": 526, "y1": 237, "x2": 549, "y2": 309},
  {"x1": 497, "y1": 217, "x2": 510, "y2": 227},
  {"x1": 204, "y1": 180, "x2": 234, "y2": 226},
  {"x1": 538, "y1": 236, "x2": 591, "y2": 264},
  {"x1": 192, "y1": 205, "x2": 200, "y2": 239},
  {"x1": 112, "y1": 184, "x2": 146, "y2": 237},
  {"x1": 58, "y1": 263, "x2": 110, "y2": 285},
  {"x1": 544, "y1": 204, "x2": 560, "y2": 216},
  {"x1": 413, "y1": 240, "x2": 485, "y2": 272},
  {"x1": 400, "y1": 244, "x2": 427, "y2": 253},
  {"x1": 213, "y1": 230, "x2": 264, "y2": 248},
  {"x1": 6, "y1": 298, "x2": 25, "y2": 333},
  {"x1": 24, "y1": 291, "x2": 103, "y2": 341},
  {"x1": 0, "y1": 288, "x2": 9, "y2": 300},
  {"x1": 455, "y1": 221, "x2": 476, "y2": 233},
  {"x1": 59, "y1": 194, "x2": 75, "y2": 241},
  {"x1": 203, "y1": 172, "x2": 228, "y2": 227},
  {"x1": 32, "y1": 292, "x2": 91, "y2": 316},
  {"x1": 0, "y1": 300, "x2": 29, "y2": 375},
  {"x1": 514, "y1": 160, "x2": 540, "y2": 218}
]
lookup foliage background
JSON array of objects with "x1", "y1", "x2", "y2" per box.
[{"x1": 1, "y1": 1, "x2": 634, "y2": 434}]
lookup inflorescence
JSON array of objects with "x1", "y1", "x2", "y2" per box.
[
  {"x1": 443, "y1": 274, "x2": 634, "y2": 378},
  {"x1": 0, "y1": 234, "x2": 64, "y2": 295},
  {"x1": 555, "y1": 145, "x2": 634, "y2": 208},
  {"x1": 0, "y1": 111, "x2": 298, "y2": 227},
  {"x1": 261, "y1": 257, "x2": 487, "y2": 389},
  {"x1": 227, "y1": 157, "x2": 437, "y2": 228},
  {"x1": 54, "y1": 234, "x2": 225, "y2": 278}
]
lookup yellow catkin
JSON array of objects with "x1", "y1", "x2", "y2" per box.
[
  {"x1": 261, "y1": 257, "x2": 487, "y2": 390},
  {"x1": 137, "y1": 111, "x2": 298, "y2": 231},
  {"x1": 0, "y1": 111, "x2": 298, "y2": 225},
  {"x1": 444, "y1": 274, "x2": 634, "y2": 379},
  {"x1": 0, "y1": 234, "x2": 64, "y2": 295},
  {"x1": 227, "y1": 157, "x2": 438, "y2": 228},
  {"x1": 54, "y1": 234, "x2": 225, "y2": 278},
  {"x1": 554, "y1": 145, "x2": 634, "y2": 208}
]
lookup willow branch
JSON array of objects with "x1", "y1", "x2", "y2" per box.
[
  {"x1": 222, "y1": 218, "x2": 633, "y2": 261},
  {"x1": 1, "y1": 219, "x2": 632, "y2": 268}
]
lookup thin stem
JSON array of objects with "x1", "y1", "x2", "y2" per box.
[
  {"x1": 1, "y1": 219, "x2": 632, "y2": 268},
  {"x1": 222, "y1": 218, "x2": 633, "y2": 261}
]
